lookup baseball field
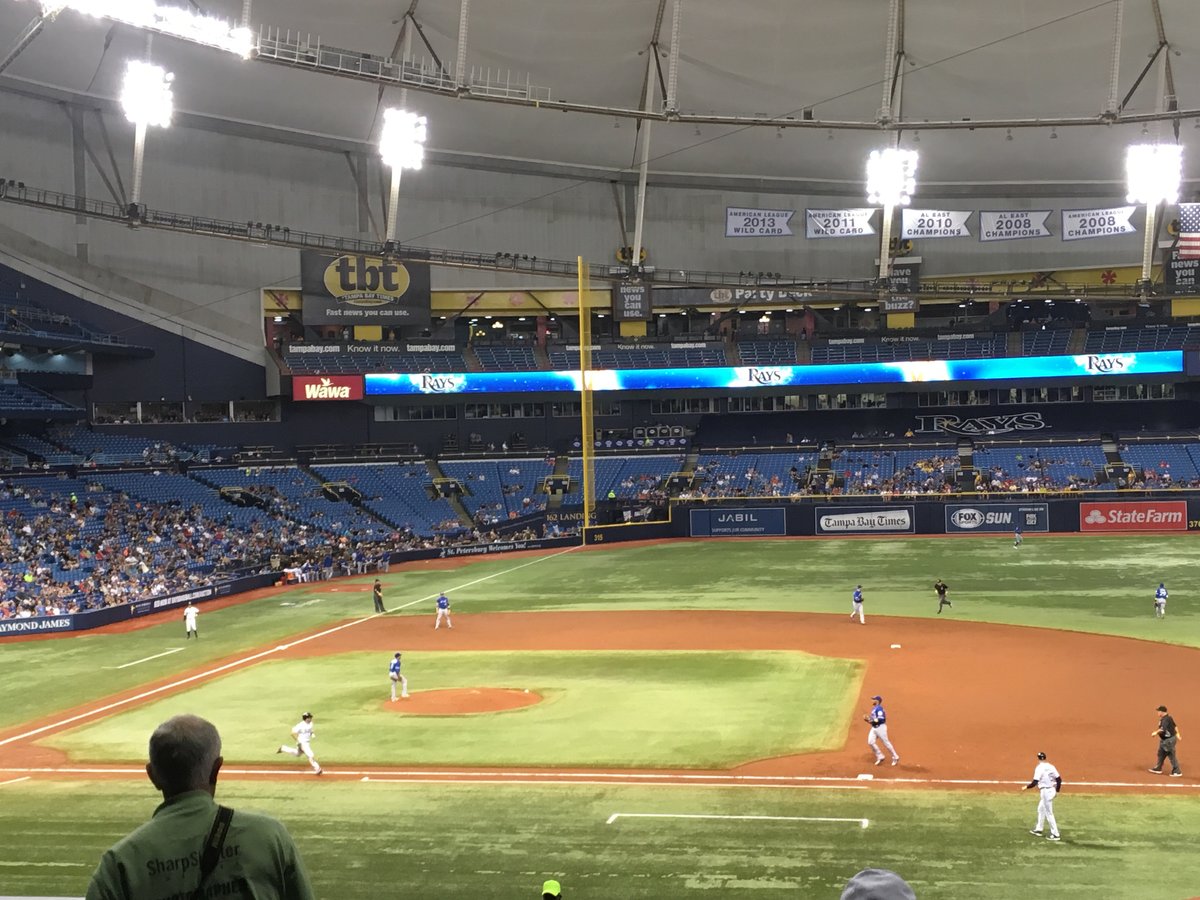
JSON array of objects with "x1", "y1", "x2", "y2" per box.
[{"x1": 1, "y1": 533, "x2": 1198, "y2": 899}]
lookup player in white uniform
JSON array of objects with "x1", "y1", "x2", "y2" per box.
[
  {"x1": 1022, "y1": 751, "x2": 1061, "y2": 840},
  {"x1": 183, "y1": 602, "x2": 199, "y2": 640},
  {"x1": 434, "y1": 592, "x2": 453, "y2": 629},
  {"x1": 1154, "y1": 583, "x2": 1168, "y2": 618},
  {"x1": 277, "y1": 712, "x2": 322, "y2": 775}
]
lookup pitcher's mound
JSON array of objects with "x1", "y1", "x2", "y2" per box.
[{"x1": 384, "y1": 688, "x2": 543, "y2": 716}]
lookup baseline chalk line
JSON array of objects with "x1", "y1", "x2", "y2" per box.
[
  {"x1": 0, "y1": 775, "x2": 32, "y2": 786},
  {"x1": 104, "y1": 647, "x2": 186, "y2": 669}
]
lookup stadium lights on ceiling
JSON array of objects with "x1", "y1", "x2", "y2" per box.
[
  {"x1": 865, "y1": 148, "x2": 918, "y2": 207},
  {"x1": 34, "y1": 0, "x2": 253, "y2": 57},
  {"x1": 120, "y1": 60, "x2": 173, "y2": 128},
  {"x1": 379, "y1": 108, "x2": 428, "y2": 171},
  {"x1": 1124, "y1": 143, "x2": 1183, "y2": 205}
]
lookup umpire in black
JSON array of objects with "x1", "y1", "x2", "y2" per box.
[
  {"x1": 1148, "y1": 705, "x2": 1182, "y2": 776},
  {"x1": 372, "y1": 579, "x2": 386, "y2": 613}
]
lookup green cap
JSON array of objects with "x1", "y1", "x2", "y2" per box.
[{"x1": 542, "y1": 880, "x2": 562, "y2": 897}]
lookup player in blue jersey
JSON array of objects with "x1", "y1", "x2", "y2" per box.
[
  {"x1": 864, "y1": 695, "x2": 899, "y2": 766},
  {"x1": 435, "y1": 592, "x2": 453, "y2": 629},
  {"x1": 850, "y1": 585, "x2": 865, "y2": 625},
  {"x1": 1154, "y1": 583, "x2": 1168, "y2": 619},
  {"x1": 1013, "y1": 526, "x2": 1022, "y2": 549},
  {"x1": 388, "y1": 652, "x2": 408, "y2": 701}
]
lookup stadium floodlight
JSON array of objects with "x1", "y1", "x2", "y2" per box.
[
  {"x1": 120, "y1": 60, "x2": 173, "y2": 210},
  {"x1": 1125, "y1": 143, "x2": 1182, "y2": 205},
  {"x1": 866, "y1": 148, "x2": 918, "y2": 207},
  {"x1": 1125, "y1": 143, "x2": 1184, "y2": 293},
  {"x1": 866, "y1": 147, "x2": 918, "y2": 284},
  {"x1": 379, "y1": 108, "x2": 428, "y2": 244},
  {"x1": 34, "y1": 0, "x2": 253, "y2": 57}
]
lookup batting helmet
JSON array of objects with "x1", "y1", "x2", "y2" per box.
[{"x1": 1036, "y1": 752, "x2": 1046, "y2": 760}]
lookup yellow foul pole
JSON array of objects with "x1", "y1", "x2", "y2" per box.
[{"x1": 577, "y1": 257, "x2": 595, "y2": 535}]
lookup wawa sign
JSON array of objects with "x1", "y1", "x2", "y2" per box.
[{"x1": 292, "y1": 375, "x2": 364, "y2": 401}]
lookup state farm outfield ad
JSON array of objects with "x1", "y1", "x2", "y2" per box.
[
  {"x1": 1078, "y1": 501, "x2": 1186, "y2": 532},
  {"x1": 292, "y1": 375, "x2": 364, "y2": 401}
]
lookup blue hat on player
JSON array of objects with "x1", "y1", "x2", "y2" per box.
[{"x1": 871, "y1": 695, "x2": 882, "y2": 701}]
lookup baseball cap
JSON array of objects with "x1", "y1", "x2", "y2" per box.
[
  {"x1": 871, "y1": 695, "x2": 882, "y2": 701},
  {"x1": 301, "y1": 712, "x2": 313, "y2": 719},
  {"x1": 1157, "y1": 705, "x2": 1168, "y2": 712},
  {"x1": 542, "y1": 879, "x2": 562, "y2": 898},
  {"x1": 840, "y1": 868, "x2": 916, "y2": 900},
  {"x1": 1037, "y1": 751, "x2": 1046, "y2": 760}
]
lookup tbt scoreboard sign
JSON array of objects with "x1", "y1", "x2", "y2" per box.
[
  {"x1": 300, "y1": 252, "x2": 431, "y2": 326},
  {"x1": 1079, "y1": 501, "x2": 1186, "y2": 532}
]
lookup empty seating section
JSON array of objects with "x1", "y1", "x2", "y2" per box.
[
  {"x1": 564, "y1": 455, "x2": 683, "y2": 498},
  {"x1": 439, "y1": 458, "x2": 550, "y2": 520},
  {"x1": 1021, "y1": 330, "x2": 1072, "y2": 355},
  {"x1": 199, "y1": 467, "x2": 393, "y2": 539},
  {"x1": 1, "y1": 432, "x2": 82, "y2": 465},
  {"x1": 812, "y1": 336, "x2": 1005, "y2": 364},
  {"x1": 548, "y1": 345, "x2": 726, "y2": 369},
  {"x1": 49, "y1": 427, "x2": 208, "y2": 465},
  {"x1": 312, "y1": 463, "x2": 454, "y2": 535},
  {"x1": 283, "y1": 347, "x2": 466, "y2": 374},
  {"x1": 0, "y1": 383, "x2": 80, "y2": 414},
  {"x1": 973, "y1": 444, "x2": 1104, "y2": 490},
  {"x1": 1083, "y1": 325, "x2": 1200, "y2": 353},
  {"x1": 693, "y1": 452, "x2": 814, "y2": 496},
  {"x1": 472, "y1": 345, "x2": 538, "y2": 371},
  {"x1": 1119, "y1": 443, "x2": 1200, "y2": 483},
  {"x1": 737, "y1": 340, "x2": 797, "y2": 365}
]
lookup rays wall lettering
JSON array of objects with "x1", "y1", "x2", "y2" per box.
[
  {"x1": 913, "y1": 412, "x2": 1047, "y2": 436},
  {"x1": 805, "y1": 208, "x2": 876, "y2": 239},
  {"x1": 979, "y1": 210, "x2": 1052, "y2": 242},
  {"x1": 900, "y1": 209, "x2": 972, "y2": 239}
]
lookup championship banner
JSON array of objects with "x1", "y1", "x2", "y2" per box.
[
  {"x1": 300, "y1": 252, "x2": 431, "y2": 326},
  {"x1": 806, "y1": 208, "x2": 876, "y2": 239},
  {"x1": 612, "y1": 283, "x2": 652, "y2": 321},
  {"x1": 979, "y1": 210, "x2": 1052, "y2": 242},
  {"x1": 1060, "y1": 207, "x2": 1136, "y2": 242},
  {"x1": 901, "y1": 209, "x2": 972, "y2": 239},
  {"x1": 725, "y1": 208, "x2": 795, "y2": 237}
]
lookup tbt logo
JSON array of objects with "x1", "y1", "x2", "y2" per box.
[{"x1": 323, "y1": 255, "x2": 412, "y2": 306}]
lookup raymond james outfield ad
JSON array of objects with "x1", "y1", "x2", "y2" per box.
[{"x1": 816, "y1": 507, "x2": 915, "y2": 534}]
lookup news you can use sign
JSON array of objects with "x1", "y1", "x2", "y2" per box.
[
  {"x1": 901, "y1": 209, "x2": 972, "y2": 239},
  {"x1": 806, "y1": 208, "x2": 876, "y2": 239},
  {"x1": 611, "y1": 283, "x2": 652, "y2": 321},
  {"x1": 1061, "y1": 206, "x2": 1136, "y2": 242},
  {"x1": 979, "y1": 210, "x2": 1052, "y2": 242},
  {"x1": 815, "y1": 506, "x2": 914, "y2": 534},
  {"x1": 300, "y1": 252, "x2": 431, "y2": 326},
  {"x1": 945, "y1": 503, "x2": 1049, "y2": 534},
  {"x1": 725, "y1": 208, "x2": 795, "y2": 237}
]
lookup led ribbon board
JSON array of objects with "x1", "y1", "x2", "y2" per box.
[{"x1": 364, "y1": 350, "x2": 1183, "y2": 396}]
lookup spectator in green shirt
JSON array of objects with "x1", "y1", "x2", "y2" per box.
[{"x1": 85, "y1": 714, "x2": 314, "y2": 900}]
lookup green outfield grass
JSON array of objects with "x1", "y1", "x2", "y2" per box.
[
  {"x1": 2, "y1": 778, "x2": 1198, "y2": 899},
  {"x1": 43, "y1": 650, "x2": 860, "y2": 768}
]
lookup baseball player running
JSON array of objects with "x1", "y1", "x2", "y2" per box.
[
  {"x1": 389, "y1": 652, "x2": 409, "y2": 701},
  {"x1": 850, "y1": 585, "x2": 866, "y2": 625},
  {"x1": 864, "y1": 695, "x2": 899, "y2": 765},
  {"x1": 933, "y1": 579, "x2": 952, "y2": 615},
  {"x1": 1154, "y1": 583, "x2": 1168, "y2": 619},
  {"x1": 1023, "y1": 751, "x2": 1062, "y2": 840},
  {"x1": 435, "y1": 592, "x2": 453, "y2": 629},
  {"x1": 1013, "y1": 525, "x2": 1022, "y2": 549},
  {"x1": 276, "y1": 712, "x2": 322, "y2": 775},
  {"x1": 183, "y1": 601, "x2": 199, "y2": 639}
]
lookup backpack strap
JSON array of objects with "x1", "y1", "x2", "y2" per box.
[{"x1": 189, "y1": 805, "x2": 234, "y2": 900}]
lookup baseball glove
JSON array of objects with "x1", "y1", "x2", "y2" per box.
[{"x1": 862, "y1": 714, "x2": 872, "y2": 724}]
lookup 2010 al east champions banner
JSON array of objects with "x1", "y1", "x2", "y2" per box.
[{"x1": 300, "y1": 252, "x2": 432, "y2": 326}]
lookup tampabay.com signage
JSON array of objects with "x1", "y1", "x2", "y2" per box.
[{"x1": 363, "y1": 351, "x2": 1183, "y2": 397}]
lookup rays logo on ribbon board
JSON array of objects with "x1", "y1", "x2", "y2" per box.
[
  {"x1": 979, "y1": 210, "x2": 1052, "y2": 242},
  {"x1": 725, "y1": 208, "x2": 795, "y2": 237},
  {"x1": 946, "y1": 503, "x2": 1048, "y2": 533},
  {"x1": 300, "y1": 252, "x2": 431, "y2": 325},
  {"x1": 815, "y1": 506, "x2": 914, "y2": 534},
  {"x1": 1061, "y1": 207, "x2": 1136, "y2": 242},
  {"x1": 806, "y1": 208, "x2": 876, "y2": 239},
  {"x1": 901, "y1": 209, "x2": 972, "y2": 239}
]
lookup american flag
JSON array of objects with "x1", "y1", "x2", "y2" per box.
[{"x1": 1181, "y1": 203, "x2": 1200, "y2": 259}]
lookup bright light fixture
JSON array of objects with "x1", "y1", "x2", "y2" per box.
[
  {"x1": 866, "y1": 147, "x2": 918, "y2": 206},
  {"x1": 1125, "y1": 143, "x2": 1183, "y2": 205},
  {"x1": 379, "y1": 108, "x2": 428, "y2": 171},
  {"x1": 40, "y1": 1, "x2": 253, "y2": 57},
  {"x1": 120, "y1": 60, "x2": 173, "y2": 128}
]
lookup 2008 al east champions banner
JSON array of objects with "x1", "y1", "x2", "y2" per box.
[
  {"x1": 1060, "y1": 207, "x2": 1136, "y2": 242},
  {"x1": 806, "y1": 208, "x2": 876, "y2": 239},
  {"x1": 979, "y1": 210, "x2": 1052, "y2": 242},
  {"x1": 300, "y1": 252, "x2": 432, "y2": 326},
  {"x1": 900, "y1": 209, "x2": 972, "y2": 239}
]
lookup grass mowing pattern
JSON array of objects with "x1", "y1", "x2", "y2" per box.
[
  {"x1": 3, "y1": 780, "x2": 1199, "y2": 899},
  {"x1": 45, "y1": 651, "x2": 861, "y2": 768}
]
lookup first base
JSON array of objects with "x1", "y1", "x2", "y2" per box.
[{"x1": 890, "y1": 643, "x2": 902, "y2": 649}]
